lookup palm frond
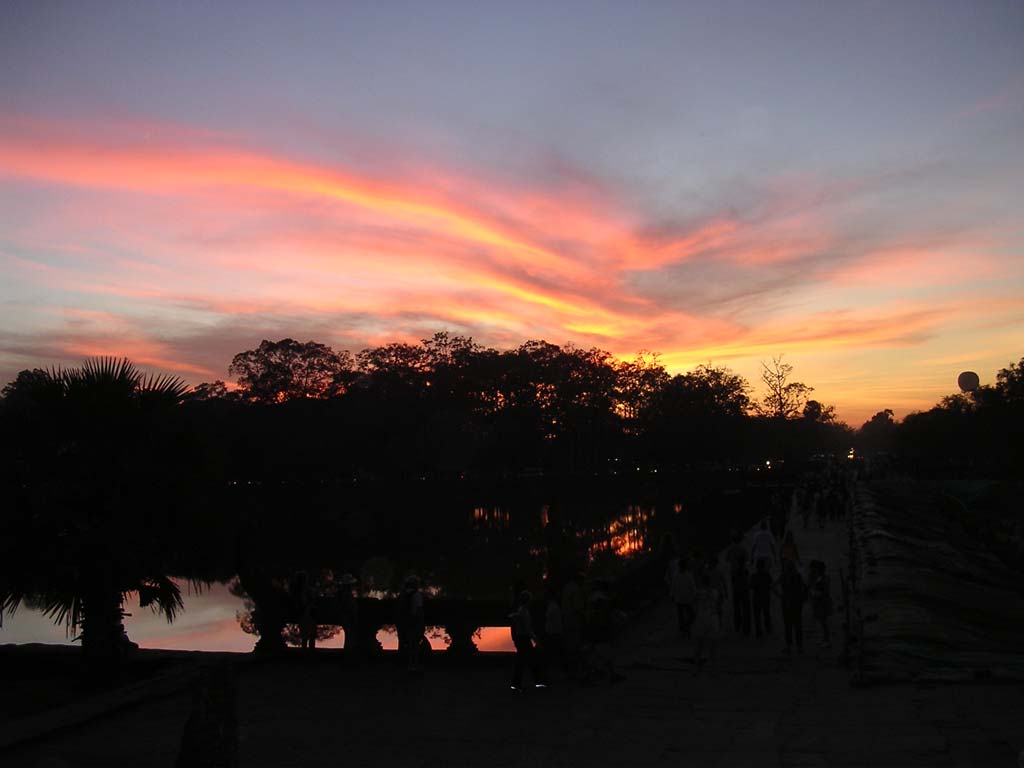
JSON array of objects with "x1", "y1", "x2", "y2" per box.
[
  {"x1": 139, "y1": 373, "x2": 190, "y2": 402},
  {"x1": 0, "y1": 591, "x2": 25, "y2": 617},
  {"x1": 80, "y1": 356, "x2": 140, "y2": 384},
  {"x1": 136, "y1": 576, "x2": 184, "y2": 623},
  {"x1": 3, "y1": 589, "x2": 82, "y2": 635},
  {"x1": 62, "y1": 357, "x2": 141, "y2": 400}
]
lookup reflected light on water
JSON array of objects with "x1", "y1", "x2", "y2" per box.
[
  {"x1": 590, "y1": 505, "x2": 651, "y2": 559},
  {"x1": 472, "y1": 506, "x2": 510, "y2": 527},
  {"x1": 609, "y1": 505, "x2": 650, "y2": 556}
]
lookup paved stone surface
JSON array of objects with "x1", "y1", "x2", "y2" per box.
[{"x1": 4, "y1": 517, "x2": 1023, "y2": 767}]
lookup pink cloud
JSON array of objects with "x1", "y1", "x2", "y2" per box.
[{"x1": 2, "y1": 115, "x2": 1022, "y2": 421}]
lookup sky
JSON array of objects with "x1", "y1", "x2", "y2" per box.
[{"x1": 1, "y1": 0, "x2": 1022, "y2": 425}]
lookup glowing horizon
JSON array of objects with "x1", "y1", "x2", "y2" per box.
[{"x1": 2, "y1": 2, "x2": 1022, "y2": 426}]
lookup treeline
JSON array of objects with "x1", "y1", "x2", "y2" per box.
[
  {"x1": 6, "y1": 334, "x2": 861, "y2": 479},
  {"x1": 857, "y1": 357, "x2": 1024, "y2": 471},
  {"x1": 2, "y1": 334, "x2": 1020, "y2": 480}
]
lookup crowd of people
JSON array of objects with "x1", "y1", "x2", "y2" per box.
[
  {"x1": 474, "y1": 468, "x2": 857, "y2": 689},
  {"x1": 307, "y1": 468, "x2": 856, "y2": 689},
  {"x1": 502, "y1": 468, "x2": 853, "y2": 690},
  {"x1": 507, "y1": 571, "x2": 625, "y2": 691},
  {"x1": 665, "y1": 471, "x2": 852, "y2": 671}
]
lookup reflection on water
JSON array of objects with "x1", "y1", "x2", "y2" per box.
[
  {"x1": 603, "y1": 504, "x2": 651, "y2": 558},
  {"x1": 471, "y1": 501, "x2": 670, "y2": 563},
  {"x1": 471, "y1": 506, "x2": 511, "y2": 527},
  {"x1": 5, "y1": 498, "x2": 678, "y2": 652},
  {"x1": 1, "y1": 584, "x2": 516, "y2": 653},
  {"x1": 0, "y1": 582, "x2": 253, "y2": 652}
]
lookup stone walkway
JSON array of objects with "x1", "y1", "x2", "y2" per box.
[{"x1": 6, "y1": 513, "x2": 1024, "y2": 767}]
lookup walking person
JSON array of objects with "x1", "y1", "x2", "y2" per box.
[
  {"x1": 749, "y1": 519, "x2": 778, "y2": 573},
  {"x1": 337, "y1": 573, "x2": 359, "y2": 653},
  {"x1": 294, "y1": 571, "x2": 317, "y2": 651},
  {"x1": 775, "y1": 560, "x2": 807, "y2": 654},
  {"x1": 750, "y1": 558, "x2": 773, "y2": 638},
  {"x1": 726, "y1": 531, "x2": 751, "y2": 635},
  {"x1": 585, "y1": 582, "x2": 623, "y2": 684},
  {"x1": 659, "y1": 533, "x2": 679, "y2": 595},
  {"x1": 769, "y1": 491, "x2": 786, "y2": 541},
  {"x1": 510, "y1": 590, "x2": 546, "y2": 691},
  {"x1": 669, "y1": 557, "x2": 697, "y2": 639},
  {"x1": 802, "y1": 484, "x2": 817, "y2": 530},
  {"x1": 397, "y1": 575, "x2": 425, "y2": 672},
  {"x1": 780, "y1": 529, "x2": 801, "y2": 570},
  {"x1": 816, "y1": 486, "x2": 830, "y2": 529},
  {"x1": 561, "y1": 570, "x2": 586, "y2": 679},
  {"x1": 791, "y1": 487, "x2": 806, "y2": 530},
  {"x1": 706, "y1": 552, "x2": 729, "y2": 631},
  {"x1": 809, "y1": 560, "x2": 833, "y2": 648},
  {"x1": 542, "y1": 583, "x2": 568, "y2": 677},
  {"x1": 692, "y1": 569, "x2": 722, "y2": 674}
]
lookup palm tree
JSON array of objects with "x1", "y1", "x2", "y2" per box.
[{"x1": 0, "y1": 358, "x2": 199, "y2": 670}]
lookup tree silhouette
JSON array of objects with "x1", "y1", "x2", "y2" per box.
[
  {"x1": 614, "y1": 351, "x2": 669, "y2": 425},
  {"x1": 185, "y1": 380, "x2": 235, "y2": 402},
  {"x1": 229, "y1": 339, "x2": 354, "y2": 402},
  {"x1": 637, "y1": 364, "x2": 751, "y2": 464},
  {"x1": 0, "y1": 358, "x2": 201, "y2": 671},
  {"x1": 857, "y1": 408, "x2": 896, "y2": 453},
  {"x1": 755, "y1": 356, "x2": 812, "y2": 420},
  {"x1": 802, "y1": 399, "x2": 836, "y2": 424},
  {"x1": 995, "y1": 357, "x2": 1024, "y2": 402}
]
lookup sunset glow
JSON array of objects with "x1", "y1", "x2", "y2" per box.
[{"x1": 2, "y1": 3, "x2": 1022, "y2": 424}]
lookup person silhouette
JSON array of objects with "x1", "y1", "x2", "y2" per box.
[
  {"x1": 692, "y1": 569, "x2": 722, "y2": 674},
  {"x1": 726, "y1": 532, "x2": 751, "y2": 635},
  {"x1": 776, "y1": 560, "x2": 806, "y2": 654},
  {"x1": 669, "y1": 558, "x2": 697, "y2": 639},
  {"x1": 809, "y1": 560, "x2": 833, "y2": 648},
  {"x1": 561, "y1": 570, "x2": 586, "y2": 679},
  {"x1": 780, "y1": 529, "x2": 801, "y2": 569},
  {"x1": 510, "y1": 590, "x2": 546, "y2": 691},
  {"x1": 750, "y1": 558, "x2": 773, "y2": 638},
  {"x1": 749, "y1": 519, "x2": 777, "y2": 572},
  {"x1": 397, "y1": 575, "x2": 424, "y2": 672}
]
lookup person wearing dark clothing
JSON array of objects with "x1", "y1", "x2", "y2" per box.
[
  {"x1": 669, "y1": 558, "x2": 697, "y2": 638},
  {"x1": 776, "y1": 561, "x2": 806, "y2": 654},
  {"x1": 585, "y1": 583, "x2": 623, "y2": 684},
  {"x1": 542, "y1": 585, "x2": 568, "y2": 677},
  {"x1": 809, "y1": 560, "x2": 833, "y2": 647},
  {"x1": 726, "y1": 533, "x2": 751, "y2": 635},
  {"x1": 337, "y1": 573, "x2": 359, "y2": 652},
  {"x1": 730, "y1": 561, "x2": 751, "y2": 636},
  {"x1": 510, "y1": 590, "x2": 546, "y2": 690},
  {"x1": 561, "y1": 572, "x2": 585, "y2": 679},
  {"x1": 750, "y1": 558, "x2": 773, "y2": 638},
  {"x1": 397, "y1": 576, "x2": 425, "y2": 672},
  {"x1": 769, "y1": 491, "x2": 786, "y2": 541},
  {"x1": 292, "y1": 571, "x2": 317, "y2": 651}
]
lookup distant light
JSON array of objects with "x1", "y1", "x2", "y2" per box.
[{"x1": 765, "y1": 460, "x2": 771, "y2": 468}]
